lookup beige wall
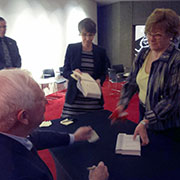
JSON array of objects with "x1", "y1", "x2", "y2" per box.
[{"x1": 0, "y1": 0, "x2": 97, "y2": 77}]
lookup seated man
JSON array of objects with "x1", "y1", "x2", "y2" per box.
[{"x1": 0, "y1": 69, "x2": 109, "y2": 180}]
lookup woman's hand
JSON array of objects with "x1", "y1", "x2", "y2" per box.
[
  {"x1": 74, "y1": 69, "x2": 82, "y2": 74},
  {"x1": 96, "y1": 79, "x2": 101, "y2": 88},
  {"x1": 133, "y1": 119, "x2": 149, "y2": 146},
  {"x1": 109, "y1": 105, "x2": 126, "y2": 124}
]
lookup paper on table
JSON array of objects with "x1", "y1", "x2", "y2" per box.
[
  {"x1": 39, "y1": 121, "x2": 52, "y2": 127},
  {"x1": 88, "y1": 130, "x2": 100, "y2": 143},
  {"x1": 60, "y1": 118, "x2": 74, "y2": 126}
]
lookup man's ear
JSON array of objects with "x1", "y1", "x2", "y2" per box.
[{"x1": 17, "y1": 110, "x2": 29, "y2": 125}]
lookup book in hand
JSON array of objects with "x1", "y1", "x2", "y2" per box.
[
  {"x1": 71, "y1": 71, "x2": 101, "y2": 99},
  {"x1": 115, "y1": 133, "x2": 141, "y2": 156}
]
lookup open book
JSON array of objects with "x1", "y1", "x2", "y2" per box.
[
  {"x1": 115, "y1": 133, "x2": 141, "y2": 156},
  {"x1": 71, "y1": 71, "x2": 101, "y2": 99}
]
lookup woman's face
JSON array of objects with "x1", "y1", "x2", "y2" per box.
[
  {"x1": 147, "y1": 25, "x2": 171, "y2": 52},
  {"x1": 80, "y1": 28, "x2": 95, "y2": 48}
]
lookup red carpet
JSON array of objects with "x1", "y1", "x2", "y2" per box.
[{"x1": 38, "y1": 78, "x2": 139, "y2": 180}]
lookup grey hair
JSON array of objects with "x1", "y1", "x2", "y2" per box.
[{"x1": 0, "y1": 69, "x2": 44, "y2": 132}]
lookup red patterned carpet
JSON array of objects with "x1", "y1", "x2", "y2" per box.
[{"x1": 38, "y1": 78, "x2": 139, "y2": 180}]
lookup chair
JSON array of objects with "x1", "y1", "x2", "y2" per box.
[
  {"x1": 59, "y1": 67, "x2": 64, "y2": 76},
  {"x1": 42, "y1": 69, "x2": 55, "y2": 79},
  {"x1": 108, "y1": 64, "x2": 125, "y2": 95},
  {"x1": 111, "y1": 64, "x2": 125, "y2": 82},
  {"x1": 41, "y1": 69, "x2": 58, "y2": 100},
  {"x1": 54, "y1": 67, "x2": 67, "y2": 91}
]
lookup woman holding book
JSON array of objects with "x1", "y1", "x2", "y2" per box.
[
  {"x1": 111, "y1": 8, "x2": 180, "y2": 145},
  {"x1": 61, "y1": 18, "x2": 110, "y2": 118}
]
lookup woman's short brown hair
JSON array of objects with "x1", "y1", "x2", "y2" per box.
[
  {"x1": 78, "y1": 18, "x2": 96, "y2": 34},
  {"x1": 145, "y1": 8, "x2": 180, "y2": 39}
]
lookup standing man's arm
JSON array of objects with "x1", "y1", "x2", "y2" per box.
[
  {"x1": 12, "y1": 40, "x2": 21, "y2": 68},
  {"x1": 6, "y1": 38, "x2": 21, "y2": 68}
]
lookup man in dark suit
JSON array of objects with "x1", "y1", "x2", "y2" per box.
[
  {"x1": 0, "y1": 17, "x2": 21, "y2": 69},
  {"x1": 0, "y1": 69, "x2": 109, "y2": 180}
]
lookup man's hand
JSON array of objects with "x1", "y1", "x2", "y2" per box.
[
  {"x1": 89, "y1": 161, "x2": 109, "y2": 180},
  {"x1": 74, "y1": 126, "x2": 92, "y2": 142},
  {"x1": 133, "y1": 120, "x2": 149, "y2": 146}
]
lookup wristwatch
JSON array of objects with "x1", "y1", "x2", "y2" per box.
[{"x1": 140, "y1": 121, "x2": 146, "y2": 126}]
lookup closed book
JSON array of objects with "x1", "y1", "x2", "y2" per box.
[
  {"x1": 71, "y1": 71, "x2": 101, "y2": 99},
  {"x1": 115, "y1": 133, "x2": 141, "y2": 156}
]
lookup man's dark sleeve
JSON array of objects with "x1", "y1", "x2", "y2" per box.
[{"x1": 28, "y1": 130, "x2": 70, "y2": 150}]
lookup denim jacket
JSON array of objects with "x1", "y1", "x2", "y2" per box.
[{"x1": 119, "y1": 44, "x2": 180, "y2": 130}]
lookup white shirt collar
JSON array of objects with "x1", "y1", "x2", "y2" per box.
[{"x1": 0, "y1": 132, "x2": 33, "y2": 151}]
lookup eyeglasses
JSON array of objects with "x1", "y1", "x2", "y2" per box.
[
  {"x1": 147, "y1": 32, "x2": 165, "y2": 40},
  {"x1": 0, "y1": 26, "x2": 6, "y2": 29}
]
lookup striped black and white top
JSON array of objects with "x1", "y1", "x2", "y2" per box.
[{"x1": 61, "y1": 51, "x2": 103, "y2": 118}]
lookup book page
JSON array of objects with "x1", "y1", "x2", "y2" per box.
[
  {"x1": 115, "y1": 133, "x2": 141, "y2": 156},
  {"x1": 80, "y1": 73, "x2": 94, "y2": 81},
  {"x1": 72, "y1": 71, "x2": 94, "y2": 82},
  {"x1": 81, "y1": 80, "x2": 101, "y2": 98},
  {"x1": 122, "y1": 134, "x2": 140, "y2": 151},
  {"x1": 72, "y1": 71, "x2": 101, "y2": 99}
]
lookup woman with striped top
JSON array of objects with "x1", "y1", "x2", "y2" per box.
[
  {"x1": 61, "y1": 18, "x2": 109, "y2": 118},
  {"x1": 111, "y1": 8, "x2": 180, "y2": 145}
]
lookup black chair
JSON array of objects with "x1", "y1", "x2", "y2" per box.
[
  {"x1": 42, "y1": 69, "x2": 55, "y2": 79},
  {"x1": 59, "y1": 67, "x2": 64, "y2": 76},
  {"x1": 108, "y1": 64, "x2": 125, "y2": 95},
  {"x1": 112, "y1": 64, "x2": 125, "y2": 82},
  {"x1": 112, "y1": 64, "x2": 124, "y2": 73},
  {"x1": 42, "y1": 69, "x2": 65, "y2": 100},
  {"x1": 108, "y1": 64, "x2": 125, "y2": 83}
]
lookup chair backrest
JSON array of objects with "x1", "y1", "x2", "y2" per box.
[
  {"x1": 59, "y1": 67, "x2": 64, "y2": 76},
  {"x1": 43, "y1": 69, "x2": 55, "y2": 78},
  {"x1": 112, "y1": 64, "x2": 124, "y2": 73},
  {"x1": 108, "y1": 68, "x2": 116, "y2": 82}
]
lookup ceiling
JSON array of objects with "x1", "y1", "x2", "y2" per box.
[{"x1": 94, "y1": 0, "x2": 180, "y2": 6}]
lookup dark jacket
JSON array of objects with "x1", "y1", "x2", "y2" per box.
[
  {"x1": 0, "y1": 130, "x2": 70, "y2": 180},
  {"x1": 0, "y1": 36, "x2": 21, "y2": 69},
  {"x1": 63, "y1": 42, "x2": 109, "y2": 104}
]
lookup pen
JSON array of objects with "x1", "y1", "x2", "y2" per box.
[{"x1": 87, "y1": 166, "x2": 96, "y2": 170}]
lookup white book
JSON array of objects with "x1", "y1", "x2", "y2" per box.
[
  {"x1": 71, "y1": 71, "x2": 101, "y2": 99},
  {"x1": 115, "y1": 133, "x2": 141, "y2": 156}
]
